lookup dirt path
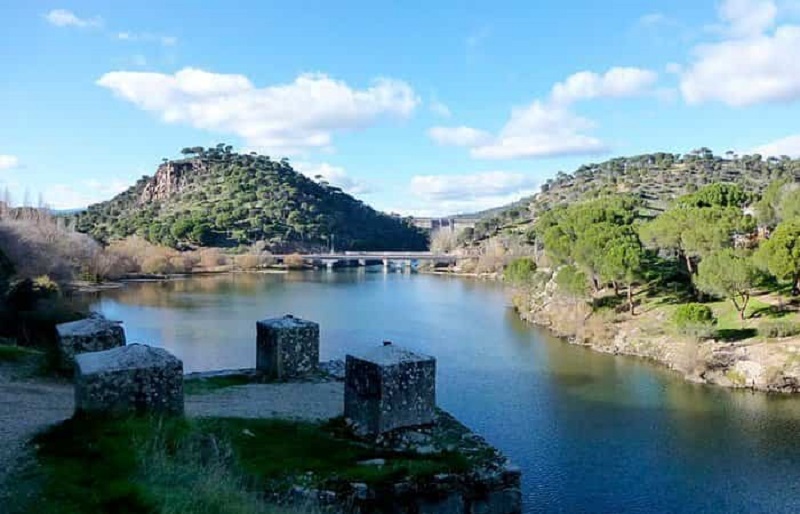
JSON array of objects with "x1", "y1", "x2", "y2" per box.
[
  {"x1": 0, "y1": 366, "x2": 73, "y2": 504},
  {"x1": 185, "y1": 381, "x2": 344, "y2": 421}
]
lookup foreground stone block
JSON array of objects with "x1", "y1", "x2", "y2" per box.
[
  {"x1": 56, "y1": 314, "x2": 126, "y2": 371},
  {"x1": 256, "y1": 315, "x2": 319, "y2": 379},
  {"x1": 345, "y1": 342, "x2": 436, "y2": 435},
  {"x1": 75, "y1": 343, "x2": 183, "y2": 415}
]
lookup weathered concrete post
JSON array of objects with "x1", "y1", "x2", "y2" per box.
[
  {"x1": 56, "y1": 314, "x2": 126, "y2": 371},
  {"x1": 256, "y1": 315, "x2": 320, "y2": 379},
  {"x1": 344, "y1": 342, "x2": 436, "y2": 435},
  {"x1": 74, "y1": 343, "x2": 184, "y2": 415}
]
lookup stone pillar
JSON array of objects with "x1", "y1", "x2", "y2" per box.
[
  {"x1": 344, "y1": 342, "x2": 436, "y2": 435},
  {"x1": 256, "y1": 315, "x2": 320, "y2": 379},
  {"x1": 56, "y1": 314, "x2": 126, "y2": 371},
  {"x1": 74, "y1": 343, "x2": 183, "y2": 415}
]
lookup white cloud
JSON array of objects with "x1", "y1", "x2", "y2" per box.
[
  {"x1": 551, "y1": 67, "x2": 658, "y2": 105},
  {"x1": 293, "y1": 162, "x2": 371, "y2": 195},
  {"x1": 429, "y1": 100, "x2": 452, "y2": 118},
  {"x1": 97, "y1": 68, "x2": 419, "y2": 155},
  {"x1": 411, "y1": 171, "x2": 537, "y2": 201},
  {"x1": 428, "y1": 126, "x2": 491, "y2": 147},
  {"x1": 428, "y1": 66, "x2": 654, "y2": 160},
  {"x1": 42, "y1": 179, "x2": 129, "y2": 210},
  {"x1": 117, "y1": 31, "x2": 178, "y2": 46},
  {"x1": 469, "y1": 102, "x2": 608, "y2": 159},
  {"x1": 751, "y1": 134, "x2": 800, "y2": 156},
  {"x1": 45, "y1": 9, "x2": 102, "y2": 28},
  {"x1": 0, "y1": 155, "x2": 20, "y2": 170},
  {"x1": 403, "y1": 170, "x2": 538, "y2": 215},
  {"x1": 718, "y1": 0, "x2": 777, "y2": 37},
  {"x1": 680, "y1": 0, "x2": 800, "y2": 106}
]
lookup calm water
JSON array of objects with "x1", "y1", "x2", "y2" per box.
[{"x1": 91, "y1": 270, "x2": 800, "y2": 513}]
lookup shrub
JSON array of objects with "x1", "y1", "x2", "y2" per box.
[
  {"x1": 672, "y1": 303, "x2": 717, "y2": 340},
  {"x1": 141, "y1": 255, "x2": 174, "y2": 275},
  {"x1": 284, "y1": 253, "x2": 306, "y2": 270},
  {"x1": 235, "y1": 254, "x2": 261, "y2": 271},
  {"x1": 504, "y1": 257, "x2": 537, "y2": 284},
  {"x1": 759, "y1": 319, "x2": 800, "y2": 339}
]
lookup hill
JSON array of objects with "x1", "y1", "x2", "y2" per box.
[
  {"x1": 73, "y1": 145, "x2": 427, "y2": 252},
  {"x1": 465, "y1": 148, "x2": 800, "y2": 244}
]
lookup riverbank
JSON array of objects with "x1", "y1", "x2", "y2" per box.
[{"x1": 511, "y1": 272, "x2": 800, "y2": 394}]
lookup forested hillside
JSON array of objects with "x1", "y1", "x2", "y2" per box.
[
  {"x1": 73, "y1": 145, "x2": 427, "y2": 251},
  {"x1": 465, "y1": 149, "x2": 800, "y2": 245}
]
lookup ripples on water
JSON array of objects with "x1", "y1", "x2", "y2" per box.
[{"x1": 92, "y1": 271, "x2": 800, "y2": 513}]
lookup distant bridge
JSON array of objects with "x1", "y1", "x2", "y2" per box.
[
  {"x1": 272, "y1": 252, "x2": 459, "y2": 270},
  {"x1": 410, "y1": 217, "x2": 480, "y2": 232}
]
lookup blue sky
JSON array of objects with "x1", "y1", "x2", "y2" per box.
[{"x1": 3, "y1": 1, "x2": 800, "y2": 214}]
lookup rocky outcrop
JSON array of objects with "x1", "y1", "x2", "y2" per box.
[
  {"x1": 515, "y1": 269, "x2": 800, "y2": 394},
  {"x1": 138, "y1": 159, "x2": 207, "y2": 204}
]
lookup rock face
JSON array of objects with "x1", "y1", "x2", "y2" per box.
[
  {"x1": 345, "y1": 343, "x2": 436, "y2": 435},
  {"x1": 74, "y1": 343, "x2": 184, "y2": 415},
  {"x1": 139, "y1": 160, "x2": 206, "y2": 204},
  {"x1": 256, "y1": 315, "x2": 320, "y2": 379},
  {"x1": 55, "y1": 314, "x2": 126, "y2": 371}
]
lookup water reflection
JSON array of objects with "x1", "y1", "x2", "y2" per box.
[{"x1": 92, "y1": 271, "x2": 800, "y2": 513}]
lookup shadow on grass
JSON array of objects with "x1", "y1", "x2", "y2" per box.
[
  {"x1": 593, "y1": 294, "x2": 625, "y2": 311},
  {"x1": 714, "y1": 328, "x2": 757, "y2": 342},
  {"x1": 749, "y1": 305, "x2": 792, "y2": 320}
]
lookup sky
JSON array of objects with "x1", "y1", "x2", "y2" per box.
[{"x1": 3, "y1": 1, "x2": 800, "y2": 214}]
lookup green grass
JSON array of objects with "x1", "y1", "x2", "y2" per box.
[
  {"x1": 183, "y1": 374, "x2": 255, "y2": 395},
  {"x1": 0, "y1": 344, "x2": 43, "y2": 362},
  {"x1": 14, "y1": 414, "x2": 470, "y2": 514}
]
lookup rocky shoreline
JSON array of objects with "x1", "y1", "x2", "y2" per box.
[{"x1": 512, "y1": 284, "x2": 800, "y2": 394}]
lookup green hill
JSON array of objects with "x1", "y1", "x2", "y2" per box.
[
  {"x1": 465, "y1": 149, "x2": 800, "y2": 244},
  {"x1": 73, "y1": 145, "x2": 427, "y2": 251}
]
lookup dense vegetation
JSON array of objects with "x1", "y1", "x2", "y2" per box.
[
  {"x1": 466, "y1": 149, "x2": 800, "y2": 244},
  {"x1": 73, "y1": 145, "x2": 427, "y2": 252},
  {"x1": 501, "y1": 174, "x2": 800, "y2": 340}
]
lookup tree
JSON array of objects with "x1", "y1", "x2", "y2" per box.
[
  {"x1": 505, "y1": 257, "x2": 537, "y2": 285},
  {"x1": 555, "y1": 265, "x2": 588, "y2": 301},
  {"x1": 170, "y1": 218, "x2": 195, "y2": 241},
  {"x1": 754, "y1": 219, "x2": 800, "y2": 294},
  {"x1": 599, "y1": 230, "x2": 644, "y2": 314},
  {"x1": 754, "y1": 178, "x2": 791, "y2": 227},
  {"x1": 676, "y1": 183, "x2": 750, "y2": 208},
  {"x1": 640, "y1": 205, "x2": 752, "y2": 274},
  {"x1": 695, "y1": 249, "x2": 757, "y2": 320},
  {"x1": 190, "y1": 223, "x2": 214, "y2": 246}
]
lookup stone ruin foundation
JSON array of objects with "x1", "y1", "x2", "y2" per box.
[
  {"x1": 74, "y1": 343, "x2": 184, "y2": 415},
  {"x1": 256, "y1": 314, "x2": 320, "y2": 379},
  {"x1": 345, "y1": 341, "x2": 436, "y2": 436},
  {"x1": 55, "y1": 313, "x2": 126, "y2": 371}
]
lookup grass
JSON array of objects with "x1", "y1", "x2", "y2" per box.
[
  {"x1": 0, "y1": 343, "x2": 42, "y2": 362},
  {"x1": 13, "y1": 414, "x2": 470, "y2": 514}
]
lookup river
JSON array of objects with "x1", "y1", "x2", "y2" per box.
[{"x1": 91, "y1": 270, "x2": 800, "y2": 513}]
